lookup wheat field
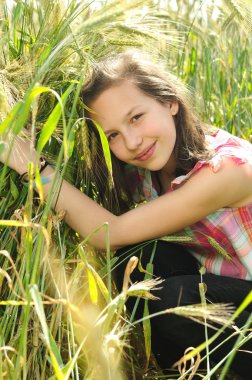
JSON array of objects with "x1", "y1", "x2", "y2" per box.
[{"x1": 0, "y1": 0, "x2": 251, "y2": 379}]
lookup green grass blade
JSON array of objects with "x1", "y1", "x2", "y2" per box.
[
  {"x1": 92, "y1": 120, "x2": 113, "y2": 184},
  {"x1": 29, "y1": 285, "x2": 64, "y2": 379},
  {"x1": 37, "y1": 85, "x2": 74, "y2": 154}
]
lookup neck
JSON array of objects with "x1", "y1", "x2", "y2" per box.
[
  {"x1": 157, "y1": 171, "x2": 175, "y2": 194},
  {"x1": 161, "y1": 153, "x2": 177, "y2": 176},
  {"x1": 157, "y1": 165, "x2": 176, "y2": 194},
  {"x1": 158, "y1": 155, "x2": 177, "y2": 194}
]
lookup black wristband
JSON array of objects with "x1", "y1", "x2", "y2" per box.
[
  {"x1": 39, "y1": 158, "x2": 50, "y2": 175},
  {"x1": 19, "y1": 158, "x2": 50, "y2": 185}
]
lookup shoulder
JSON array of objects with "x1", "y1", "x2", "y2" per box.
[
  {"x1": 172, "y1": 128, "x2": 252, "y2": 190},
  {"x1": 179, "y1": 156, "x2": 252, "y2": 209}
]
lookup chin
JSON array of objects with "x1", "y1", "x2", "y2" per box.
[{"x1": 143, "y1": 163, "x2": 164, "y2": 171}]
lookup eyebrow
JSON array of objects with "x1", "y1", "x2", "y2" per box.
[
  {"x1": 124, "y1": 105, "x2": 140, "y2": 120},
  {"x1": 103, "y1": 105, "x2": 141, "y2": 135}
]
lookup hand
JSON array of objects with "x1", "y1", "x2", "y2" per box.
[{"x1": 0, "y1": 133, "x2": 38, "y2": 175}]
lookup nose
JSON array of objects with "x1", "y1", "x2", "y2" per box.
[{"x1": 124, "y1": 129, "x2": 143, "y2": 151}]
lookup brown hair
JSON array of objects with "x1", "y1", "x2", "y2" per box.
[{"x1": 79, "y1": 51, "x2": 211, "y2": 214}]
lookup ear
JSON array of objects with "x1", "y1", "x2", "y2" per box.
[{"x1": 169, "y1": 101, "x2": 179, "y2": 116}]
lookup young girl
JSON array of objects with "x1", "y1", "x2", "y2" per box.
[{"x1": 1, "y1": 51, "x2": 252, "y2": 378}]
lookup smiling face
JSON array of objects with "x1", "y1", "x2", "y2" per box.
[{"x1": 89, "y1": 80, "x2": 179, "y2": 175}]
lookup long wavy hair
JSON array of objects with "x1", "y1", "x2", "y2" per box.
[{"x1": 80, "y1": 50, "x2": 211, "y2": 214}]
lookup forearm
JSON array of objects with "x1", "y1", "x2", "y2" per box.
[{"x1": 41, "y1": 166, "x2": 120, "y2": 250}]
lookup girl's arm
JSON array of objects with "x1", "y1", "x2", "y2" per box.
[
  {"x1": 44, "y1": 156, "x2": 252, "y2": 249},
  {"x1": 2, "y1": 137, "x2": 252, "y2": 249}
]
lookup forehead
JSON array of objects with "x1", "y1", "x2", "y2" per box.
[{"x1": 89, "y1": 81, "x2": 149, "y2": 123}]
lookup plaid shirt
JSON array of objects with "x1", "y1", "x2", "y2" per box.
[{"x1": 125, "y1": 129, "x2": 252, "y2": 280}]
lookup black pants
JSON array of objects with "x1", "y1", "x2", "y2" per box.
[{"x1": 114, "y1": 240, "x2": 252, "y2": 379}]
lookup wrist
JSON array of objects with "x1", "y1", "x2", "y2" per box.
[{"x1": 19, "y1": 158, "x2": 51, "y2": 183}]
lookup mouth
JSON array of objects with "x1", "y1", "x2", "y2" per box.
[{"x1": 134, "y1": 142, "x2": 156, "y2": 161}]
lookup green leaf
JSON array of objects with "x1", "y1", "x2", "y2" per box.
[
  {"x1": 34, "y1": 165, "x2": 44, "y2": 203},
  {"x1": 61, "y1": 346, "x2": 83, "y2": 378},
  {"x1": 12, "y1": 86, "x2": 52, "y2": 135},
  {"x1": 87, "y1": 266, "x2": 98, "y2": 305},
  {"x1": 37, "y1": 85, "x2": 73, "y2": 153},
  {"x1": 87, "y1": 263, "x2": 110, "y2": 303},
  {"x1": 92, "y1": 120, "x2": 113, "y2": 180},
  {"x1": 29, "y1": 285, "x2": 64, "y2": 379},
  {"x1": 0, "y1": 142, "x2": 6, "y2": 155},
  {"x1": 10, "y1": 176, "x2": 19, "y2": 200},
  {"x1": 233, "y1": 290, "x2": 252, "y2": 319},
  {"x1": 49, "y1": 340, "x2": 84, "y2": 380},
  {"x1": 0, "y1": 86, "x2": 50, "y2": 136},
  {"x1": 143, "y1": 262, "x2": 153, "y2": 367},
  {"x1": 0, "y1": 101, "x2": 21, "y2": 136},
  {"x1": 143, "y1": 300, "x2": 151, "y2": 367},
  {"x1": 67, "y1": 126, "x2": 76, "y2": 158},
  {"x1": 78, "y1": 246, "x2": 110, "y2": 303}
]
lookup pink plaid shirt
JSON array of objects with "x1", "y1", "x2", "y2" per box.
[{"x1": 125, "y1": 129, "x2": 252, "y2": 280}]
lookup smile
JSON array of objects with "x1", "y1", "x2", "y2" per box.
[{"x1": 135, "y1": 142, "x2": 156, "y2": 161}]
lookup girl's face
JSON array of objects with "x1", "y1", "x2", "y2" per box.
[{"x1": 89, "y1": 80, "x2": 178, "y2": 175}]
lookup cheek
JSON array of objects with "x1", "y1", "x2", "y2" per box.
[
  {"x1": 169, "y1": 128, "x2": 177, "y2": 150},
  {"x1": 165, "y1": 116, "x2": 177, "y2": 136},
  {"x1": 170, "y1": 122, "x2": 177, "y2": 139},
  {"x1": 142, "y1": 119, "x2": 159, "y2": 135},
  {"x1": 110, "y1": 141, "x2": 126, "y2": 160}
]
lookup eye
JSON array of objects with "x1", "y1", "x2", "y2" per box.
[
  {"x1": 131, "y1": 113, "x2": 143, "y2": 123},
  {"x1": 107, "y1": 132, "x2": 118, "y2": 142}
]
